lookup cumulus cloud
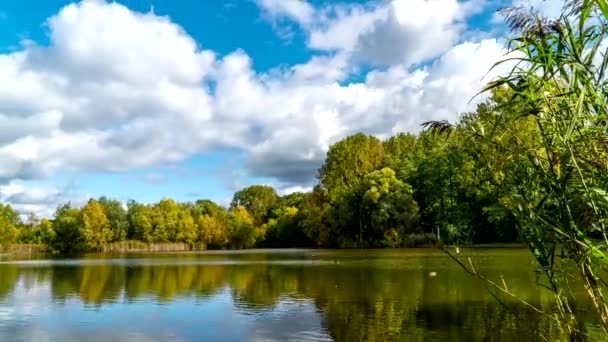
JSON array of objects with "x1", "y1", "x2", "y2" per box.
[
  {"x1": 0, "y1": 181, "x2": 88, "y2": 218},
  {"x1": 0, "y1": 0, "x2": 518, "y2": 214},
  {"x1": 260, "y1": 0, "x2": 487, "y2": 66},
  {"x1": 236, "y1": 40, "x2": 512, "y2": 185},
  {"x1": 256, "y1": 0, "x2": 314, "y2": 26}
]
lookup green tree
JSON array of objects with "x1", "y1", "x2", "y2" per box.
[
  {"x1": 0, "y1": 203, "x2": 19, "y2": 249},
  {"x1": 151, "y1": 199, "x2": 181, "y2": 242},
  {"x1": 277, "y1": 192, "x2": 308, "y2": 209},
  {"x1": 424, "y1": 1, "x2": 608, "y2": 334},
  {"x1": 18, "y1": 213, "x2": 55, "y2": 245},
  {"x1": 193, "y1": 199, "x2": 227, "y2": 221},
  {"x1": 127, "y1": 201, "x2": 153, "y2": 243},
  {"x1": 301, "y1": 186, "x2": 337, "y2": 246},
  {"x1": 230, "y1": 185, "x2": 278, "y2": 225},
  {"x1": 50, "y1": 203, "x2": 86, "y2": 253},
  {"x1": 263, "y1": 206, "x2": 311, "y2": 247},
  {"x1": 362, "y1": 167, "x2": 419, "y2": 246},
  {"x1": 98, "y1": 197, "x2": 128, "y2": 242},
  {"x1": 318, "y1": 133, "x2": 384, "y2": 202},
  {"x1": 317, "y1": 133, "x2": 385, "y2": 246}
]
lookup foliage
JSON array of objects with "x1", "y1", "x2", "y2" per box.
[
  {"x1": 263, "y1": 206, "x2": 311, "y2": 247},
  {"x1": 318, "y1": 133, "x2": 384, "y2": 202},
  {"x1": 362, "y1": 167, "x2": 419, "y2": 246},
  {"x1": 198, "y1": 214, "x2": 228, "y2": 248},
  {"x1": 81, "y1": 200, "x2": 113, "y2": 250},
  {"x1": 0, "y1": 204, "x2": 19, "y2": 249},
  {"x1": 227, "y1": 206, "x2": 257, "y2": 249},
  {"x1": 230, "y1": 185, "x2": 278, "y2": 225},
  {"x1": 98, "y1": 197, "x2": 129, "y2": 242},
  {"x1": 50, "y1": 203, "x2": 86, "y2": 253},
  {"x1": 421, "y1": 0, "x2": 608, "y2": 335},
  {"x1": 127, "y1": 201, "x2": 154, "y2": 243}
]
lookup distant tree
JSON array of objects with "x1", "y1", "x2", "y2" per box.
[
  {"x1": 362, "y1": 167, "x2": 419, "y2": 246},
  {"x1": 193, "y1": 199, "x2": 226, "y2": 220},
  {"x1": 127, "y1": 201, "x2": 153, "y2": 243},
  {"x1": 81, "y1": 200, "x2": 113, "y2": 250},
  {"x1": 193, "y1": 199, "x2": 228, "y2": 248},
  {"x1": 317, "y1": 133, "x2": 384, "y2": 202},
  {"x1": 176, "y1": 204, "x2": 197, "y2": 245},
  {"x1": 301, "y1": 186, "x2": 336, "y2": 246},
  {"x1": 51, "y1": 203, "x2": 86, "y2": 253},
  {"x1": 98, "y1": 197, "x2": 128, "y2": 242},
  {"x1": 230, "y1": 185, "x2": 278, "y2": 225},
  {"x1": 0, "y1": 203, "x2": 19, "y2": 249},
  {"x1": 227, "y1": 206, "x2": 257, "y2": 249},
  {"x1": 277, "y1": 192, "x2": 307, "y2": 209},
  {"x1": 198, "y1": 214, "x2": 228, "y2": 248},
  {"x1": 317, "y1": 133, "x2": 385, "y2": 245},
  {"x1": 151, "y1": 199, "x2": 181, "y2": 242},
  {"x1": 263, "y1": 206, "x2": 311, "y2": 248},
  {"x1": 18, "y1": 213, "x2": 45, "y2": 244}
]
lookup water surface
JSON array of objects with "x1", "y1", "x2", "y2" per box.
[{"x1": 0, "y1": 248, "x2": 601, "y2": 341}]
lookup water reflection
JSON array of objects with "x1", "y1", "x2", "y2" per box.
[{"x1": 0, "y1": 249, "x2": 602, "y2": 341}]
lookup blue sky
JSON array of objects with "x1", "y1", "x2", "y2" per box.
[{"x1": 0, "y1": 0, "x2": 560, "y2": 216}]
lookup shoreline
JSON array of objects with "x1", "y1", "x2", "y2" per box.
[{"x1": 0, "y1": 242, "x2": 527, "y2": 257}]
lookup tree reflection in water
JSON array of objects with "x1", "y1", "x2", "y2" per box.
[{"x1": 0, "y1": 249, "x2": 603, "y2": 341}]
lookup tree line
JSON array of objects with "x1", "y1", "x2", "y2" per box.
[
  {"x1": 2, "y1": 0, "x2": 608, "y2": 336},
  {"x1": 0, "y1": 93, "x2": 528, "y2": 253}
]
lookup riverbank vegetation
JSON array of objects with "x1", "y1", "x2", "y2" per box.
[
  {"x1": 0, "y1": 110, "x2": 526, "y2": 254},
  {"x1": 1, "y1": 0, "x2": 608, "y2": 338},
  {"x1": 428, "y1": 0, "x2": 608, "y2": 337}
]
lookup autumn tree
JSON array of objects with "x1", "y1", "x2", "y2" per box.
[
  {"x1": 0, "y1": 203, "x2": 19, "y2": 249},
  {"x1": 175, "y1": 204, "x2": 197, "y2": 245},
  {"x1": 198, "y1": 214, "x2": 228, "y2": 248},
  {"x1": 227, "y1": 206, "x2": 257, "y2": 249},
  {"x1": 81, "y1": 199, "x2": 113, "y2": 250}
]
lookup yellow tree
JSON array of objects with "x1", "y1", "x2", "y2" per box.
[
  {"x1": 81, "y1": 200, "x2": 113, "y2": 250},
  {"x1": 176, "y1": 204, "x2": 197, "y2": 245},
  {"x1": 227, "y1": 206, "x2": 257, "y2": 249},
  {"x1": 197, "y1": 214, "x2": 228, "y2": 248}
]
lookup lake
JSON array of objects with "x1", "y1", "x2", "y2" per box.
[{"x1": 0, "y1": 248, "x2": 603, "y2": 341}]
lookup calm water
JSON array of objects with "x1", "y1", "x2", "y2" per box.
[{"x1": 0, "y1": 248, "x2": 602, "y2": 341}]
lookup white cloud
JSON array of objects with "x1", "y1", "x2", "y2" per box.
[
  {"x1": 0, "y1": 0, "x2": 217, "y2": 181},
  {"x1": 256, "y1": 0, "x2": 315, "y2": 26},
  {"x1": 260, "y1": 0, "x2": 487, "y2": 66},
  {"x1": 308, "y1": 3, "x2": 385, "y2": 52},
  {"x1": 353, "y1": 0, "x2": 473, "y2": 66},
  {"x1": 278, "y1": 185, "x2": 313, "y2": 196},
  {"x1": 0, "y1": 0, "x2": 517, "y2": 214},
  {"x1": 0, "y1": 181, "x2": 88, "y2": 218}
]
